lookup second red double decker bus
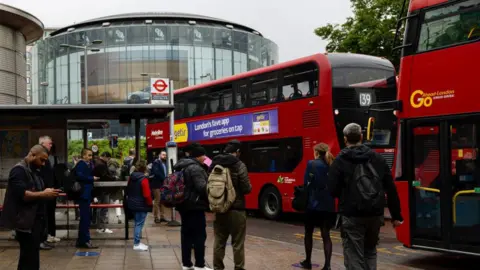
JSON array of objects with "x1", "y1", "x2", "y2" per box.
[
  {"x1": 147, "y1": 52, "x2": 397, "y2": 219},
  {"x1": 370, "y1": 0, "x2": 480, "y2": 255}
]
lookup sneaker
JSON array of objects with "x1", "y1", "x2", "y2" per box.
[
  {"x1": 47, "y1": 235, "x2": 61, "y2": 243},
  {"x1": 96, "y1": 228, "x2": 113, "y2": 234},
  {"x1": 182, "y1": 266, "x2": 194, "y2": 270},
  {"x1": 194, "y1": 267, "x2": 212, "y2": 270},
  {"x1": 133, "y1": 243, "x2": 149, "y2": 251}
]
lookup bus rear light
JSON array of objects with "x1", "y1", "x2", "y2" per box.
[
  {"x1": 334, "y1": 109, "x2": 339, "y2": 115},
  {"x1": 393, "y1": 110, "x2": 399, "y2": 116}
]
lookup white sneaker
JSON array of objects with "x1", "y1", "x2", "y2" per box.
[
  {"x1": 194, "y1": 267, "x2": 212, "y2": 270},
  {"x1": 133, "y1": 243, "x2": 149, "y2": 251},
  {"x1": 96, "y1": 228, "x2": 113, "y2": 234},
  {"x1": 47, "y1": 235, "x2": 61, "y2": 243},
  {"x1": 182, "y1": 266, "x2": 194, "y2": 270}
]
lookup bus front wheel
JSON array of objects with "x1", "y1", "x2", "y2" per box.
[{"x1": 260, "y1": 186, "x2": 282, "y2": 220}]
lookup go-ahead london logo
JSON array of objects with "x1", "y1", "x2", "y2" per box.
[{"x1": 409, "y1": 89, "x2": 455, "y2": 108}]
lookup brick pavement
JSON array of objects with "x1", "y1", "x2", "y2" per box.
[{"x1": 0, "y1": 215, "x2": 417, "y2": 270}]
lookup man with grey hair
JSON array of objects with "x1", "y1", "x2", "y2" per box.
[
  {"x1": 38, "y1": 136, "x2": 61, "y2": 249},
  {"x1": 328, "y1": 123, "x2": 403, "y2": 270}
]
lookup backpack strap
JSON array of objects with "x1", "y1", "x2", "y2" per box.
[{"x1": 365, "y1": 161, "x2": 380, "y2": 179}]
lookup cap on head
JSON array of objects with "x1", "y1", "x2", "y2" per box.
[
  {"x1": 190, "y1": 146, "x2": 206, "y2": 158},
  {"x1": 343, "y1": 123, "x2": 363, "y2": 144}
]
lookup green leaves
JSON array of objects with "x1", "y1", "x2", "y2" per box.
[
  {"x1": 68, "y1": 138, "x2": 146, "y2": 161},
  {"x1": 315, "y1": 0, "x2": 405, "y2": 68}
]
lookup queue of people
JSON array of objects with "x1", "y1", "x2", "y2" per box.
[{"x1": 0, "y1": 122, "x2": 404, "y2": 270}]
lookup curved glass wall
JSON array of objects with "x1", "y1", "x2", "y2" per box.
[{"x1": 32, "y1": 21, "x2": 278, "y2": 106}]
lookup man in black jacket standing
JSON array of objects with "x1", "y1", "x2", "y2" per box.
[
  {"x1": 209, "y1": 140, "x2": 251, "y2": 270},
  {"x1": 328, "y1": 123, "x2": 403, "y2": 270},
  {"x1": 173, "y1": 144, "x2": 212, "y2": 270},
  {"x1": 38, "y1": 136, "x2": 60, "y2": 249},
  {"x1": 93, "y1": 151, "x2": 116, "y2": 233},
  {"x1": 0, "y1": 145, "x2": 60, "y2": 270}
]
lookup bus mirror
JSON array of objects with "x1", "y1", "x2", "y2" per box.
[{"x1": 366, "y1": 117, "x2": 375, "y2": 142}]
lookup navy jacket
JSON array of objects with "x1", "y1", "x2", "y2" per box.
[
  {"x1": 75, "y1": 160, "x2": 94, "y2": 200},
  {"x1": 151, "y1": 159, "x2": 167, "y2": 189},
  {"x1": 304, "y1": 159, "x2": 335, "y2": 213},
  {"x1": 127, "y1": 172, "x2": 153, "y2": 212}
]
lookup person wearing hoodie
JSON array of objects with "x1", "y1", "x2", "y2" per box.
[
  {"x1": 328, "y1": 123, "x2": 403, "y2": 270},
  {"x1": 209, "y1": 139, "x2": 251, "y2": 270},
  {"x1": 173, "y1": 145, "x2": 212, "y2": 270},
  {"x1": 126, "y1": 160, "x2": 153, "y2": 251}
]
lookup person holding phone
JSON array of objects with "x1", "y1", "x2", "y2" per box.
[{"x1": 0, "y1": 145, "x2": 61, "y2": 270}]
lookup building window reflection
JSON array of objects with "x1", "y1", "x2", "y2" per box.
[{"x1": 31, "y1": 14, "x2": 278, "y2": 138}]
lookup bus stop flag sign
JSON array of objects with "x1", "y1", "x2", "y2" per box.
[{"x1": 150, "y1": 78, "x2": 170, "y2": 105}]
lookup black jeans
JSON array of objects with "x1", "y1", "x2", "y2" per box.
[
  {"x1": 180, "y1": 210, "x2": 207, "y2": 268},
  {"x1": 16, "y1": 220, "x2": 43, "y2": 270},
  {"x1": 46, "y1": 200, "x2": 56, "y2": 237}
]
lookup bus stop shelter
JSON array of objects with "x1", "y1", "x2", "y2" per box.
[{"x1": 0, "y1": 103, "x2": 174, "y2": 240}]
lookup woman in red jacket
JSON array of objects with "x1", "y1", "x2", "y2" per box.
[{"x1": 126, "y1": 160, "x2": 153, "y2": 251}]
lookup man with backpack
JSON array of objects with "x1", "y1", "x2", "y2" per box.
[
  {"x1": 172, "y1": 144, "x2": 211, "y2": 270},
  {"x1": 208, "y1": 140, "x2": 251, "y2": 270},
  {"x1": 328, "y1": 123, "x2": 403, "y2": 270},
  {"x1": 121, "y1": 148, "x2": 136, "y2": 180}
]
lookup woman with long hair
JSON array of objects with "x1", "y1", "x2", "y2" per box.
[{"x1": 300, "y1": 143, "x2": 336, "y2": 270}]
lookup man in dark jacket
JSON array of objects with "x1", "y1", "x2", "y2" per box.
[
  {"x1": 209, "y1": 139, "x2": 251, "y2": 270},
  {"x1": 151, "y1": 150, "x2": 169, "y2": 223},
  {"x1": 38, "y1": 136, "x2": 59, "y2": 249},
  {"x1": 173, "y1": 145, "x2": 211, "y2": 270},
  {"x1": 328, "y1": 123, "x2": 403, "y2": 270},
  {"x1": 0, "y1": 145, "x2": 60, "y2": 270},
  {"x1": 93, "y1": 152, "x2": 116, "y2": 233}
]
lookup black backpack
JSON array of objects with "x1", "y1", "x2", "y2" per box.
[
  {"x1": 63, "y1": 166, "x2": 83, "y2": 200},
  {"x1": 348, "y1": 161, "x2": 384, "y2": 213}
]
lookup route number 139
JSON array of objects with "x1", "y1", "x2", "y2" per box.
[{"x1": 359, "y1": 93, "x2": 372, "y2": 106}]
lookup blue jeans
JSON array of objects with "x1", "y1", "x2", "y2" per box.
[{"x1": 134, "y1": 212, "x2": 148, "y2": 245}]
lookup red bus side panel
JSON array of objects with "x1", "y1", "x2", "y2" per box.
[{"x1": 396, "y1": 181, "x2": 411, "y2": 247}]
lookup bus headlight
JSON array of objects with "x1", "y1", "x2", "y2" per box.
[{"x1": 334, "y1": 109, "x2": 339, "y2": 115}]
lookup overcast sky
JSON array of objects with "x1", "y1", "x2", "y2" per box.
[{"x1": 3, "y1": 0, "x2": 352, "y2": 62}]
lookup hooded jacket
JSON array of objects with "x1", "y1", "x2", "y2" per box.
[
  {"x1": 126, "y1": 172, "x2": 153, "y2": 212},
  {"x1": 173, "y1": 158, "x2": 208, "y2": 211},
  {"x1": 328, "y1": 145, "x2": 403, "y2": 221},
  {"x1": 209, "y1": 154, "x2": 252, "y2": 210}
]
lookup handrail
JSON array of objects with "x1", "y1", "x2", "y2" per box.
[
  {"x1": 415, "y1": 186, "x2": 440, "y2": 193},
  {"x1": 452, "y1": 189, "x2": 479, "y2": 224}
]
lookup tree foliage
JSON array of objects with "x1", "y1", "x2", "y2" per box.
[
  {"x1": 315, "y1": 0, "x2": 406, "y2": 68},
  {"x1": 68, "y1": 138, "x2": 146, "y2": 161}
]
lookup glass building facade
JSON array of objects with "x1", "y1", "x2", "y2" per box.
[{"x1": 30, "y1": 13, "x2": 278, "y2": 138}]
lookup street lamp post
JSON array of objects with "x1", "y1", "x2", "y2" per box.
[{"x1": 60, "y1": 40, "x2": 103, "y2": 104}]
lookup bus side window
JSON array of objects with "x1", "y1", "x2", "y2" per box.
[
  {"x1": 282, "y1": 62, "x2": 318, "y2": 99},
  {"x1": 234, "y1": 84, "x2": 247, "y2": 109},
  {"x1": 174, "y1": 99, "x2": 185, "y2": 119},
  {"x1": 250, "y1": 71, "x2": 277, "y2": 106}
]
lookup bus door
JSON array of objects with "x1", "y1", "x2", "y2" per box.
[
  {"x1": 448, "y1": 120, "x2": 480, "y2": 254},
  {"x1": 408, "y1": 121, "x2": 446, "y2": 250},
  {"x1": 408, "y1": 119, "x2": 480, "y2": 254}
]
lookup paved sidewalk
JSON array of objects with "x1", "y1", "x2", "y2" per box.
[{"x1": 0, "y1": 215, "x2": 416, "y2": 270}]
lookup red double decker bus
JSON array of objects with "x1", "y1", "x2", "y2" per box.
[
  {"x1": 147, "y1": 53, "x2": 398, "y2": 219},
  {"x1": 377, "y1": 0, "x2": 480, "y2": 255}
]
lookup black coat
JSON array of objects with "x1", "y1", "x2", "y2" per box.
[{"x1": 173, "y1": 158, "x2": 208, "y2": 211}]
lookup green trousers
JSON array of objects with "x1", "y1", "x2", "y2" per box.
[{"x1": 213, "y1": 210, "x2": 247, "y2": 270}]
